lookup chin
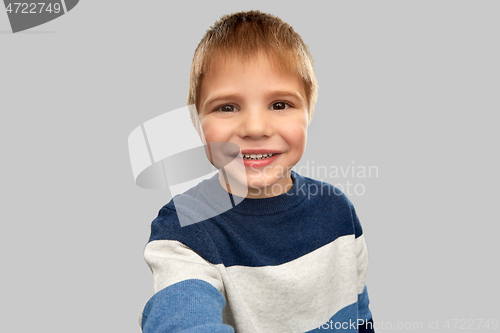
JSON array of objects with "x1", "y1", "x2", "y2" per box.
[{"x1": 246, "y1": 174, "x2": 282, "y2": 191}]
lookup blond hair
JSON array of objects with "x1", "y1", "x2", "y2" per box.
[{"x1": 187, "y1": 10, "x2": 318, "y2": 123}]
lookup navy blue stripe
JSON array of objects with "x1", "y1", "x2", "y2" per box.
[
  {"x1": 149, "y1": 171, "x2": 360, "y2": 267},
  {"x1": 359, "y1": 318, "x2": 375, "y2": 333}
]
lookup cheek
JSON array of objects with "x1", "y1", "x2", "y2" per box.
[
  {"x1": 294, "y1": 131, "x2": 307, "y2": 152},
  {"x1": 201, "y1": 119, "x2": 232, "y2": 143},
  {"x1": 200, "y1": 120, "x2": 218, "y2": 141},
  {"x1": 287, "y1": 122, "x2": 308, "y2": 150}
]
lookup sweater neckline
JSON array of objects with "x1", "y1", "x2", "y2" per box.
[{"x1": 200, "y1": 170, "x2": 307, "y2": 216}]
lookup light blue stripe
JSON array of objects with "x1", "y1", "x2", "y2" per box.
[
  {"x1": 358, "y1": 285, "x2": 372, "y2": 321},
  {"x1": 141, "y1": 279, "x2": 234, "y2": 333}
]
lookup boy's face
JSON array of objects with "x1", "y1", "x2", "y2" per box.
[{"x1": 197, "y1": 52, "x2": 309, "y2": 198}]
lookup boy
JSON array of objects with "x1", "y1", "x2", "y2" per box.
[{"x1": 140, "y1": 10, "x2": 374, "y2": 332}]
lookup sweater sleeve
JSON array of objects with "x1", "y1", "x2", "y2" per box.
[
  {"x1": 141, "y1": 280, "x2": 234, "y2": 333},
  {"x1": 140, "y1": 207, "x2": 234, "y2": 333},
  {"x1": 351, "y1": 203, "x2": 375, "y2": 333}
]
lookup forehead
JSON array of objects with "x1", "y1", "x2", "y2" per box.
[
  {"x1": 204, "y1": 50, "x2": 298, "y2": 79},
  {"x1": 198, "y1": 52, "x2": 307, "y2": 104}
]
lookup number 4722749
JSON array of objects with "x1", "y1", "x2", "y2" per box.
[
  {"x1": 5, "y1": 3, "x2": 62, "y2": 14},
  {"x1": 443, "y1": 319, "x2": 499, "y2": 330}
]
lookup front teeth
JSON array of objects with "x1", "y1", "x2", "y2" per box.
[{"x1": 241, "y1": 153, "x2": 276, "y2": 160}]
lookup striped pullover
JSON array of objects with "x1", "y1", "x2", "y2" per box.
[{"x1": 140, "y1": 170, "x2": 374, "y2": 332}]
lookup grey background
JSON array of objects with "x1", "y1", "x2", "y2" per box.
[{"x1": 1, "y1": 1, "x2": 498, "y2": 332}]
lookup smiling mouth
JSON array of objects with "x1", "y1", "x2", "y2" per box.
[{"x1": 240, "y1": 153, "x2": 277, "y2": 160}]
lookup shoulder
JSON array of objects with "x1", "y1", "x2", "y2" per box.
[
  {"x1": 150, "y1": 173, "x2": 220, "y2": 238},
  {"x1": 149, "y1": 204, "x2": 200, "y2": 241},
  {"x1": 296, "y1": 173, "x2": 363, "y2": 237},
  {"x1": 148, "y1": 191, "x2": 219, "y2": 264},
  {"x1": 297, "y1": 173, "x2": 353, "y2": 211}
]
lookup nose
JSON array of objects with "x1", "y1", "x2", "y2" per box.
[{"x1": 237, "y1": 107, "x2": 273, "y2": 139}]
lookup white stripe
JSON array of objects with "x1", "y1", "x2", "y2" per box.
[
  {"x1": 144, "y1": 240, "x2": 224, "y2": 294},
  {"x1": 355, "y1": 234, "x2": 369, "y2": 294},
  {"x1": 145, "y1": 235, "x2": 368, "y2": 332},
  {"x1": 222, "y1": 235, "x2": 359, "y2": 332},
  {"x1": 60, "y1": 0, "x2": 68, "y2": 13}
]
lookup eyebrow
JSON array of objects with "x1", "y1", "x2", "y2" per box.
[
  {"x1": 266, "y1": 90, "x2": 306, "y2": 103},
  {"x1": 203, "y1": 90, "x2": 306, "y2": 110},
  {"x1": 203, "y1": 93, "x2": 242, "y2": 110}
]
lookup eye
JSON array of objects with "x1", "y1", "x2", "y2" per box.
[
  {"x1": 215, "y1": 104, "x2": 238, "y2": 112},
  {"x1": 270, "y1": 101, "x2": 292, "y2": 111}
]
